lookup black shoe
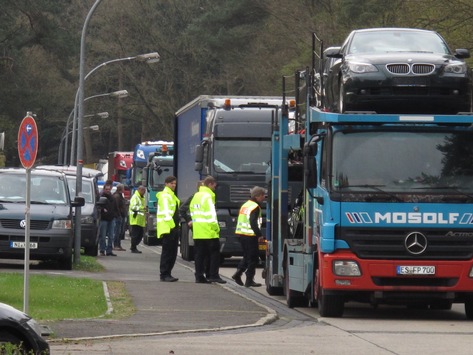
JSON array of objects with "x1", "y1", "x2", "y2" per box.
[
  {"x1": 245, "y1": 280, "x2": 262, "y2": 288},
  {"x1": 106, "y1": 252, "x2": 117, "y2": 256},
  {"x1": 161, "y1": 276, "x2": 178, "y2": 282},
  {"x1": 130, "y1": 249, "x2": 142, "y2": 254},
  {"x1": 99, "y1": 251, "x2": 105, "y2": 256},
  {"x1": 195, "y1": 277, "x2": 211, "y2": 284},
  {"x1": 232, "y1": 272, "x2": 243, "y2": 286},
  {"x1": 208, "y1": 277, "x2": 227, "y2": 284}
]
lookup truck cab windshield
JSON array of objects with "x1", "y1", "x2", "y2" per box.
[
  {"x1": 331, "y1": 130, "x2": 473, "y2": 196},
  {"x1": 213, "y1": 139, "x2": 270, "y2": 174}
]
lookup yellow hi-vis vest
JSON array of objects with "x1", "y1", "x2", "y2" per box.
[
  {"x1": 129, "y1": 190, "x2": 146, "y2": 227},
  {"x1": 235, "y1": 200, "x2": 261, "y2": 236},
  {"x1": 156, "y1": 186, "x2": 180, "y2": 238},
  {"x1": 190, "y1": 186, "x2": 219, "y2": 240}
]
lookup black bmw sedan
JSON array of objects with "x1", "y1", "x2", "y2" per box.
[{"x1": 324, "y1": 28, "x2": 472, "y2": 114}]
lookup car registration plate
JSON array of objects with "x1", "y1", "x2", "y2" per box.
[
  {"x1": 397, "y1": 265, "x2": 435, "y2": 275},
  {"x1": 10, "y1": 241, "x2": 38, "y2": 249}
]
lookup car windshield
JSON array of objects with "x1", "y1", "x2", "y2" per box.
[
  {"x1": 0, "y1": 174, "x2": 67, "y2": 204},
  {"x1": 348, "y1": 30, "x2": 450, "y2": 55},
  {"x1": 66, "y1": 177, "x2": 94, "y2": 204},
  {"x1": 213, "y1": 139, "x2": 271, "y2": 174},
  {"x1": 331, "y1": 130, "x2": 473, "y2": 196}
]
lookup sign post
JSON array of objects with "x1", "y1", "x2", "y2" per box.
[{"x1": 18, "y1": 112, "x2": 38, "y2": 314}]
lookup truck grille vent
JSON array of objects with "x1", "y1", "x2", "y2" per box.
[
  {"x1": 0, "y1": 219, "x2": 50, "y2": 230},
  {"x1": 341, "y1": 228, "x2": 473, "y2": 260}
]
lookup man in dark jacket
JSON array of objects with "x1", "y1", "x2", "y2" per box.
[
  {"x1": 98, "y1": 182, "x2": 118, "y2": 256},
  {"x1": 113, "y1": 184, "x2": 127, "y2": 251}
]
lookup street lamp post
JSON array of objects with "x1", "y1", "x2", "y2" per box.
[
  {"x1": 75, "y1": 0, "x2": 103, "y2": 264},
  {"x1": 69, "y1": 52, "x2": 159, "y2": 165},
  {"x1": 59, "y1": 112, "x2": 108, "y2": 165},
  {"x1": 74, "y1": 0, "x2": 160, "y2": 264},
  {"x1": 70, "y1": 90, "x2": 128, "y2": 164}
]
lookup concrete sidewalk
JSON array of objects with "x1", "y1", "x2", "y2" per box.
[{"x1": 47, "y1": 237, "x2": 276, "y2": 341}]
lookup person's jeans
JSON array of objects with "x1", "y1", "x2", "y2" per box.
[
  {"x1": 99, "y1": 219, "x2": 115, "y2": 254},
  {"x1": 113, "y1": 217, "x2": 123, "y2": 247}
]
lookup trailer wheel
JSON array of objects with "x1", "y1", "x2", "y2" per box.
[
  {"x1": 284, "y1": 259, "x2": 306, "y2": 308},
  {"x1": 180, "y1": 223, "x2": 194, "y2": 261},
  {"x1": 318, "y1": 290, "x2": 344, "y2": 317},
  {"x1": 465, "y1": 298, "x2": 473, "y2": 320}
]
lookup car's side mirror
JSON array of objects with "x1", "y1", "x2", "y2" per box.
[{"x1": 72, "y1": 196, "x2": 85, "y2": 207}]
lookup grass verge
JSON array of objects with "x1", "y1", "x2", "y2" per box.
[{"x1": 0, "y1": 256, "x2": 133, "y2": 321}]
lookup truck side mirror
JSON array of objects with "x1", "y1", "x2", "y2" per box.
[
  {"x1": 303, "y1": 141, "x2": 317, "y2": 189},
  {"x1": 142, "y1": 167, "x2": 149, "y2": 186},
  {"x1": 195, "y1": 144, "x2": 203, "y2": 172}
]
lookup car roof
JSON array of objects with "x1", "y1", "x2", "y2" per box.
[
  {"x1": 0, "y1": 167, "x2": 66, "y2": 178},
  {"x1": 36, "y1": 165, "x2": 103, "y2": 179},
  {"x1": 352, "y1": 27, "x2": 435, "y2": 34}
]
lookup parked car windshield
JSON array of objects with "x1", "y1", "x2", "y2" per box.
[
  {"x1": 0, "y1": 174, "x2": 67, "y2": 204},
  {"x1": 213, "y1": 139, "x2": 271, "y2": 174},
  {"x1": 331, "y1": 130, "x2": 473, "y2": 194},
  {"x1": 65, "y1": 177, "x2": 95, "y2": 204},
  {"x1": 349, "y1": 30, "x2": 450, "y2": 55}
]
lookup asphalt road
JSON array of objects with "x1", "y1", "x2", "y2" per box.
[{"x1": 4, "y1": 237, "x2": 473, "y2": 354}]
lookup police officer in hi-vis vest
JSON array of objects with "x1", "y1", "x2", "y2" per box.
[
  {"x1": 232, "y1": 186, "x2": 266, "y2": 287},
  {"x1": 156, "y1": 175, "x2": 180, "y2": 282},
  {"x1": 129, "y1": 185, "x2": 147, "y2": 253},
  {"x1": 190, "y1": 176, "x2": 226, "y2": 284}
]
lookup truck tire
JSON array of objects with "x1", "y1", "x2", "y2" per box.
[
  {"x1": 318, "y1": 290, "x2": 344, "y2": 317},
  {"x1": 284, "y1": 259, "x2": 306, "y2": 308},
  {"x1": 180, "y1": 223, "x2": 194, "y2": 261},
  {"x1": 144, "y1": 232, "x2": 159, "y2": 246},
  {"x1": 465, "y1": 298, "x2": 473, "y2": 319}
]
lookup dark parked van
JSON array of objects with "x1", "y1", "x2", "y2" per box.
[
  {"x1": 0, "y1": 168, "x2": 84, "y2": 269},
  {"x1": 36, "y1": 165, "x2": 102, "y2": 256}
]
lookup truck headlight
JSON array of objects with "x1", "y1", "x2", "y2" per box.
[{"x1": 333, "y1": 260, "x2": 361, "y2": 276}]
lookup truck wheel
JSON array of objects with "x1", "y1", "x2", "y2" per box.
[
  {"x1": 180, "y1": 223, "x2": 194, "y2": 261},
  {"x1": 318, "y1": 290, "x2": 344, "y2": 317},
  {"x1": 143, "y1": 233, "x2": 150, "y2": 245},
  {"x1": 264, "y1": 265, "x2": 283, "y2": 296},
  {"x1": 284, "y1": 260, "x2": 306, "y2": 308},
  {"x1": 465, "y1": 298, "x2": 473, "y2": 319}
]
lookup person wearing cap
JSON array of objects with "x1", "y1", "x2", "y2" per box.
[{"x1": 232, "y1": 186, "x2": 266, "y2": 287}]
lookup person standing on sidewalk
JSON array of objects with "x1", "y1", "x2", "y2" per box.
[
  {"x1": 113, "y1": 184, "x2": 127, "y2": 251},
  {"x1": 190, "y1": 176, "x2": 226, "y2": 284},
  {"x1": 232, "y1": 186, "x2": 266, "y2": 287},
  {"x1": 98, "y1": 183, "x2": 117, "y2": 256},
  {"x1": 157, "y1": 176, "x2": 180, "y2": 282},
  {"x1": 129, "y1": 185, "x2": 147, "y2": 254}
]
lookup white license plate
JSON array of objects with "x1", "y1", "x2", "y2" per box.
[
  {"x1": 397, "y1": 265, "x2": 435, "y2": 275},
  {"x1": 10, "y1": 241, "x2": 38, "y2": 249}
]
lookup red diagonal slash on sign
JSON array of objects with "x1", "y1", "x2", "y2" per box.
[{"x1": 18, "y1": 115, "x2": 38, "y2": 169}]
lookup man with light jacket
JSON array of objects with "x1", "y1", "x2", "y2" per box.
[
  {"x1": 157, "y1": 176, "x2": 180, "y2": 282},
  {"x1": 129, "y1": 185, "x2": 146, "y2": 253},
  {"x1": 190, "y1": 175, "x2": 226, "y2": 284}
]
